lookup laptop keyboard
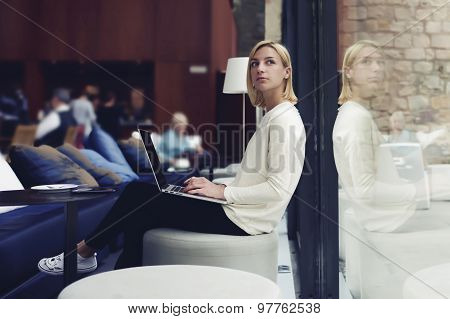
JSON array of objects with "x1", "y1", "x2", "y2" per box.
[
  {"x1": 167, "y1": 185, "x2": 185, "y2": 193},
  {"x1": 165, "y1": 184, "x2": 223, "y2": 202}
]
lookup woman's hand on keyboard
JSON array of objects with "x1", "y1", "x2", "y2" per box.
[{"x1": 183, "y1": 177, "x2": 226, "y2": 200}]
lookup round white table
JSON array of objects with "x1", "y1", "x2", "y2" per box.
[
  {"x1": 403, "y1": 263, "x2": 450, "y2": 299},
  {"x1": 59, "y1": 265, "x2": 281, "y2": 299}
]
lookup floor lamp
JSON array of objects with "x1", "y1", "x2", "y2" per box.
[{"x1": 223, "y1": 57, "x2": 249, "y2": 157}]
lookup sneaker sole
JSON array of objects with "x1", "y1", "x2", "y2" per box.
[
  {"x1": 78, "y1": 264, "x2": 98, "y2": 274},
  {"x1": 38, "y1": 263, "x2": 97, "y2": 275}
]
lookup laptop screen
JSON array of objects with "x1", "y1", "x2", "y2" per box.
[{"x1": 139, "y1": 129, "x2": 168, "y2": 189}]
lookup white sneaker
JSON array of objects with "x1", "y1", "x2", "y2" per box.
[{"x1": 38, "y1": 252, "x2": 97, "y2": 275}]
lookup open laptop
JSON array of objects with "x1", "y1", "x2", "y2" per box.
[{"x1": 139, "y1": 129, "x2": 227, "y2": 204}]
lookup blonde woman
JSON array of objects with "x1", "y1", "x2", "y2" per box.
[
  {"x1": 38, "y1": 41, "x2": 306, "y2": 274},
  {"x1": 333, "y1": 40, "x2": 417, "y2": 232}
]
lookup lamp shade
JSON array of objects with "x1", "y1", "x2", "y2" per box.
[{"x1": 223, "y1": 57, "x2": 249, "y2": 94}]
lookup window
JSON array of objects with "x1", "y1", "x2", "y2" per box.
[{"x1": 337, "y1": 0, "x2": 450, "y2": 299}]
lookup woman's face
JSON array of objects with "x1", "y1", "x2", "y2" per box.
[
  {"x1": 250, "y1": 46, "x2": 290, "y2": 94},
  {"x1": 131, "y1": 90, "x2": 145, "y2": 110},
  {"x1": 346, "y1": 46, "x2": 385, "y2": 98},
  {"x1": 390, "y1": 117, "x2": 405, "y2": 131},
  {"x1": 174, "y1": 123, "x2": 187, "y2": 135}
]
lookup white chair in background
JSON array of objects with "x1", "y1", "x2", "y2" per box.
[{"x1": 428, "y1": 164, "x2": 450, "y2": 201}]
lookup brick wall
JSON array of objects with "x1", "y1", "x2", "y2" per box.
[
  {"x1": 265, "y1": 0, "x2": 282, "y2": 42},
  {"x1": 232, "y1": 0, "x2": 265, "y2": 56}
]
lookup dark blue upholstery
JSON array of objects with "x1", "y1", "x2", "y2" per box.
[
  {"x1": 117, "y1": 139, "x2": 151, "y2": 173},
  {"x1": 57, "y1": 144, "x2": 122, "y2": 186},
  {"x1": 9, "y1": 145, "x2": 98, "y2": 188},
  {"x1": 0, "y1": 171, "x2": 198, "y2": 298},
  {"x1": 81, "y1": 149, "x2": 139, "y2": 183},
  {"x1": 84, "y1": 126, "x2": 131, "y2": 169},
  {"x1": 0, "y1": 192, "x2": 120, "y2": 298}
]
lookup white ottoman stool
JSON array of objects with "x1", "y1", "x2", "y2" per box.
[
  {"x1": 58, "y1": 265, "x2": 281, "y2": 299},
  {"x1": 403, "y1": 263, "x2": 450, "y2": 299},
  {"x1": 142, "y1": 229, "x2": 278, "y2": 282}
]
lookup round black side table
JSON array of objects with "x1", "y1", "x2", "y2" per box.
[{"x1": 0, "y1": 189, "x2": 110, "y2": 286}]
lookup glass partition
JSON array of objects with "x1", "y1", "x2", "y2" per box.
[{"x1": 337, "y1": 0, "x2": 450, "y2": 298}]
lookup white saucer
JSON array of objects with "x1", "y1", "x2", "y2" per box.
[{"x1": 31, "y1": 184, "x2": 79, "y2": 192}]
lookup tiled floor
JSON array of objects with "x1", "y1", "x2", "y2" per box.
[
  {"x1": 277, "y1": 218, "x2": 354, "y2": 299},
  {"x1": 277, "y1": 225, "x2": 354, "y2": 298},
  {"x1": 276, "y1": 216, "x2": 297, "y2": 298}
]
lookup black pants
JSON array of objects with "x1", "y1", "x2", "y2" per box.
[{"x1": 85, "y1": 181, "x2": 248, "y2": 269}]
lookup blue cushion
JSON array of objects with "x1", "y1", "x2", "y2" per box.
[
  {"x1": 117, "y1": 139, "x2": 151, "y2": 173},
  {"x1": 57, "y1": 144, "x2": 122, "y2": 186},
  {"x1": 85, "y1": 126, "x2": 131, "y2": 168},
  {"x1": 81, "y1": 149, "x2": 139, "y2": 183},
  {"x1": 9, "y1": 145, "x2": 99, "y2": 188}
]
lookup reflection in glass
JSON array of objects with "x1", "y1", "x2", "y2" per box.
[
  {"x1": 334, "y1": 38, "x2": 450, "y2": 298},
  {"x1": 334, "y1": 40, "x2": 417, "y2": 233}
]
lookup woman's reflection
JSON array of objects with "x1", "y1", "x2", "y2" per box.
[{"x1": 333, "y1": 40, "x2": 419, "y2": 232}]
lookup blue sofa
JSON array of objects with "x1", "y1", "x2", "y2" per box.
[
  {"x1": 0, "y1": 126, "x2": 200, "y2": 298},
  {"x1": 0, "y1": 192, "x2": 120, "y2": 298},
  {"x1": 0, "y1": 173, "x2": 195, "y2": 299}
]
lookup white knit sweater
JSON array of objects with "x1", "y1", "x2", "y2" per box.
[
  {"x1": 333, "y1": 101, "x2": 416, "y2": 232},
  {"x1": 223, "y1": 102, "x2": 306, "y2": 235}
]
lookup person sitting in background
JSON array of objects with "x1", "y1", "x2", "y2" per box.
[
  {"x1": 158, "y1": 112, "x2": 203, "y2": 165},
  {"x1": 97, "y1": 90, "x2": 123, "y2": 139},
  {"x1": 0, "y1": 90, "x2": 18, "y2": 122},
  {"x1": 37, "y1": 102, "x2": 51, "y2": 121},
  {"x1": 0, "y1": 86, "x2": 30, "y2": 138},
  {"x1": 87, "y1": 85, "x2": 101, "y2": 111},
  {"x1": 35, "y1": 88, "x2": 76, "y2": 147},
  {"x1": 388, "y1": 110, "x2": 447, "y2": 150},
  {"x1": 387, "y1": 111, "x2": 418, "y2": 143},
  {"x1": 0, "y1": 86, "x2": 30, "y2": 124},
  {"x1": 121, "y1": 88, "x2": 152, "y2": 125},
  {"x1": 14, "y1": 88, "x2": 30, "y2": 124},
  {"x1": 71, "y1": 84, "x2": 98, "y2": 139}
]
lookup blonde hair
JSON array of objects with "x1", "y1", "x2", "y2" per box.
[
  {"x1": 247, "y1": 40, "x2": 298, "y2": 107},
  {"x1": 171, "y1": 112, "x2": 188, "y2": 126},
  {"x1": 390, "y1": 111, "x2": 405, "y2": 124},
  {"x1": 338, "y1": 40, "x2": 382, "y2": 105}
]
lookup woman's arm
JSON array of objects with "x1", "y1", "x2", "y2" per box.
[
  {"x1": 183, "y1": 177, "x2": 226, "y2": 200},
  {"x1": 183, "y1": 122, "x2": 305, "y2": 204},
  {"x1": 343, "y1": 116, "x2": 415, "y2": 203},
  {"x1": 224, "y1": 122, "x2": 305, "y2": 204}
]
